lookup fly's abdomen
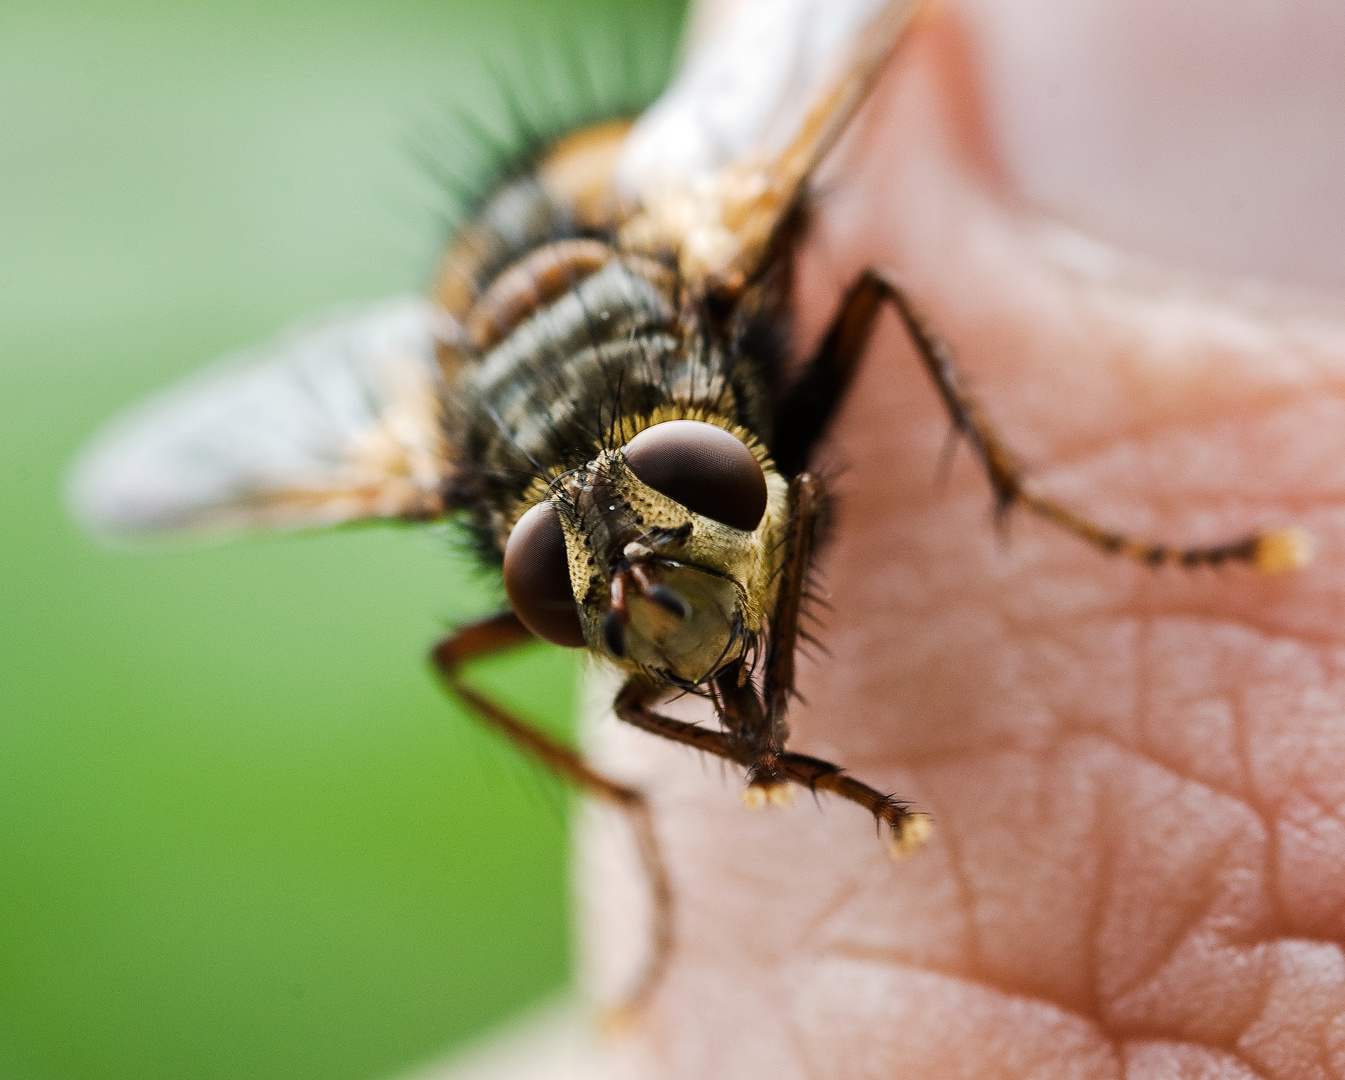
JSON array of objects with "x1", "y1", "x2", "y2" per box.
[{"x1": 430, "y1": 119, "x2": 636, "y2": 331}]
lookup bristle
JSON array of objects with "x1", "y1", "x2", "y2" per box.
[{"x1": 410, "y1": 0, "x2": 683, "y2": 235}]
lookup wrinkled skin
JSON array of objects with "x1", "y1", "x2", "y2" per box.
[{"x1": 439, "y1": 1, "x2": 1345, "y2": 1077}]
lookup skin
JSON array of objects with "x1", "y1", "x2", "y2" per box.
[{"x1": 435, "y1": 1, "x2": 1345, "y2": 1076}]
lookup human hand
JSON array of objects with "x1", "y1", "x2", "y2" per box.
[
  {"x1": 422, "y1": 1, "x2": 1345, "y2": 1076},
  {"x1": 575, "y1": 1, "x2": 1345, "y2": 1077}
]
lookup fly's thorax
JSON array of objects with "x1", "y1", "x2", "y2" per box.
[
  {"x1": 454, "y1": 245, "x2": 783, "y2": 560},
  {"x1": 552, "y1": 439, "x2": 789, "y2": 687},
  {"x1": 433, "y1": 121, "x2": 789, "y2": 568}
]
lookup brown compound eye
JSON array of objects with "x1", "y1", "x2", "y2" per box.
[
  {"x1": 503, "y1": 500, "x2": 586, "y2": 648},
  {"x1": 623, "y1": 420, "x2": 768, "y2": 532}
]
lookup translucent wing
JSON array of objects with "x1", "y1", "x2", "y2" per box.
[
  {"x1": 69, "y1": 297, "x2": 456, "y2": 539},
  {"x1": 616, "y1": 0, "x2": 936, "y2": 293}
]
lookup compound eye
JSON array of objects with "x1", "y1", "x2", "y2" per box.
[
  {"x1": 624, "y1": 420, "x2": 768, "y2": 531},
  {"x1": 503, "y1": 501, "x2": 586, "y2": 648}
]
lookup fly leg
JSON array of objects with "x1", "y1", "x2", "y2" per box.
[
  {"x1": 614, "y1": 673, "x2": 754, "y2": 770},
  {"x1": 775, "y1": 267, "x2": 1309, "y2": 573},
  {"x1": 431, "y1": 611, "x2": 671, "y2": 1016},
  {"x1": 762, "y1": 471, "x2": 824, "y2": 729},
  {"x1": 776, "y1": 750, "x2": 932, "y2": 859},
  {"x1": 615, "y1": 672, "x2": 931, "y2": 859},
  {"x1": 712, "y1": 470, "x2": 825, "y2": 804},
  {"x1": 666, "y1": 472, "x2": 830, "y2": 807},
  {"x1": 617, "y1": 470, "x2": 931, "y2": 855},
  {"x1": 763, "y1": 471, "x2": 931, "y2": 854}
]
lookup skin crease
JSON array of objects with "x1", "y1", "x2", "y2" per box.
[{"x1": 433, "y1": 1, "x2": 1345, "y2": 1077}]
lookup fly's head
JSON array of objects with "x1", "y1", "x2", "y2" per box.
[{"x1": 503, "y1": 420, "x2": 789, "y2": 688}]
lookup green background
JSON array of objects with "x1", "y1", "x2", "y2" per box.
[{"x1": 0, "y1": 2, "x2": 683, "y2": 1078}]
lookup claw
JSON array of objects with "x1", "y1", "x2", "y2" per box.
[
  {"x1": 1255, "y1": 526, "x2": 1313, "y2": 574},
  {"x1": 887, "y1": 812, "x2": 933, "y2": 860},
  {"x1": 742, "y1": 782, "x2": 793, "y2": 809}
]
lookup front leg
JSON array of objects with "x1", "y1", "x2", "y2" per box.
[
  {"x1": 718, "y1": 468, "x2": 826, "y2": 800},
  {"x1": 431, "y1": 612, "x2": 671, "y2": 1016},
  {"x1": 762, "y1": 471, "x2": 825, "y2": 734},
  {"x1": 615, "y1": 674, "x2": 931, "y2": 856}
]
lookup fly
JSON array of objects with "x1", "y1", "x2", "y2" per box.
[{"x1": 68, "y1": 0, "x2": 1312, "y2": 1014}]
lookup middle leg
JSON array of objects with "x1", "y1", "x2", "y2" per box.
[{"x1": 775, "y1": 267, "x2": 1309, "y2": 573}]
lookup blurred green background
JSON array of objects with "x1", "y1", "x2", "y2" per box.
[{"x1": 0, "y1": 1, "x2": 683, "y2": 1077}]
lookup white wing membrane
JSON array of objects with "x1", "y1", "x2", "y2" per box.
[
  {"x1": 617, "y1": 0, "x2": 895, "y2": 196},
  {"x1": 615, "y1": 0, "x2": 933, "y2": 290},
  {"x1": 69, "y1": 297, "x2": 456, "y2": 538}
]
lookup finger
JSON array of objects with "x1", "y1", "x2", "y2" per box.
[{"x1": 582, "y1": 2, "x2": 1345, "y2": 1078}]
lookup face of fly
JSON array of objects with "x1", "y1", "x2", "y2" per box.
[
  {"x1": 503, "y1": 419, "x2": 791, "y2": 688},
  {"x1": 562, "y1": 437, "x2": 792, "y2": 685}
]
